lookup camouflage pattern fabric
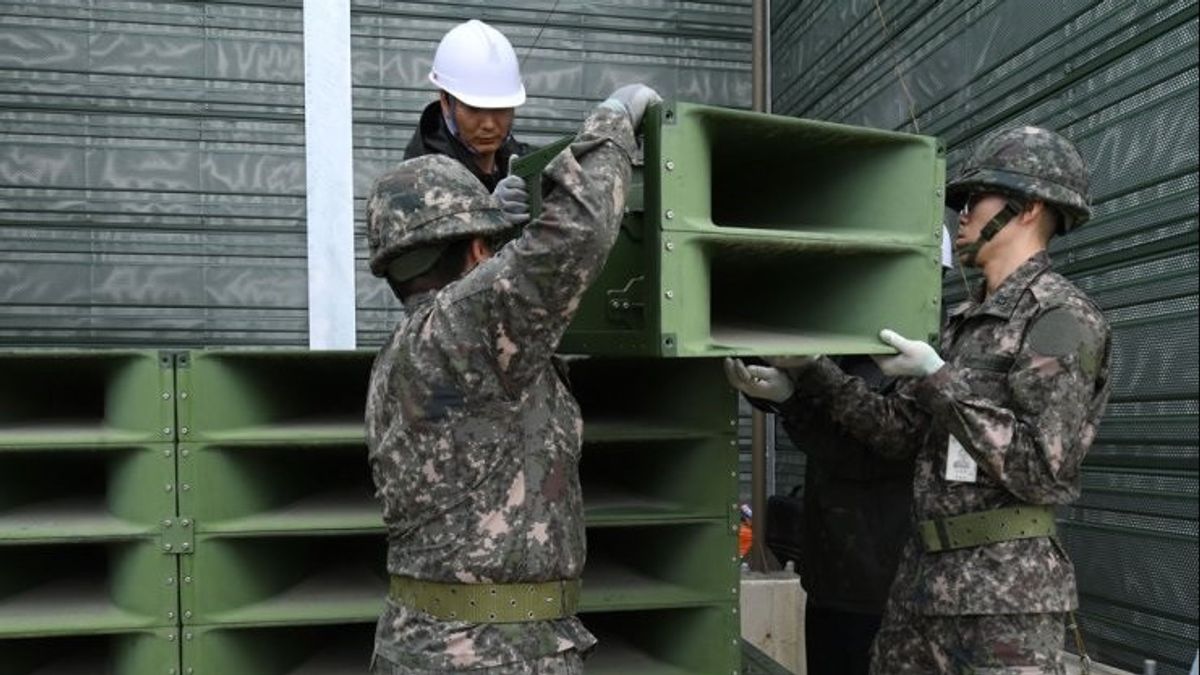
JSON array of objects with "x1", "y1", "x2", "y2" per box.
[
  {"x1": 790, "y1": 251, "x2": 1111, "y2": 622},
  {"x1": 365, "y1": 153, "x2": 514, "y2": 277},
  {"x1": 364, "y1": 105, "x2": 635, "y2": 671},
  {"x1": 869, "y1": 602, "x2": 1066, "y2": 675},
  {"x1": 944, "y1": 126, "x2": 1091, "y2": 231},
  {"x1": 371, "y1": 650, "x2": 584, "y2": 675}
]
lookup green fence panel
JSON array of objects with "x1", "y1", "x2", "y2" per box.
[{"x1": 560, "y1": 101, "x2": 945, "y2": 357}]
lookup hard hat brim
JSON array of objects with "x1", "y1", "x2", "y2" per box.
[{"x1": 430, "y1": 72, "x2": 526, "y2": 109}]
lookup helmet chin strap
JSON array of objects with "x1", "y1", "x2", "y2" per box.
[{"x1": 957, "y1": 197, "x2": 1025, "y2": 268}]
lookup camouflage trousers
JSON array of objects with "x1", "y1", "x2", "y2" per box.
[
  {"x1": 869, "y1": 606, "x2": 1066, "y2": 675},
  {"x1": 370, "y1": 650, "x2": 584, "y2": 675}
]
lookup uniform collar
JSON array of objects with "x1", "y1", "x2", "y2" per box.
[
  {"x1": 957, "y1": 251, "x2": 1053, "y2": 320},
  {"x1": 401, "y1": 290, "x2": 437, "y2": 312}
]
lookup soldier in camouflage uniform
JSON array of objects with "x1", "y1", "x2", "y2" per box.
[
  {"x1": 363, "y1": 83, "x2": 661, "y2": 675},
  {"x1": 765, "y1": 127, "x2": 1110, "y2": 674}
]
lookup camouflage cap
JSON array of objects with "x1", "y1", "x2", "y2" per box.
[
  {"x1": 946, "y1": 126, "x2": 1092, "y2": 232},
  {"x1": 366, "y1": 154, "x2": 513, "y2": 278}
]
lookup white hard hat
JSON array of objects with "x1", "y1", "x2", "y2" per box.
[
  {"x1": 941, "y1": 225, "x2": 954, "y2": 269},
  {"x1": 429, "y1": 19, "x2": 526, "y2": 109}
]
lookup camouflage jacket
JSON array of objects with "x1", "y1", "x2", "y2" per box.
[
  {"x1": 365, "y1": 107, "x2": 635, "y2": 670},
  {"x1": 792, "y1": 252, "x2": 1111, "y2": 615}
]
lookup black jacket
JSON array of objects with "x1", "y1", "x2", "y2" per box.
[
  {"x1": 768, "y1": 356, "x2": 914, "y2": 615},
  {"x1": 403, "y1": 101, "x2": 531, "y2": 193}
]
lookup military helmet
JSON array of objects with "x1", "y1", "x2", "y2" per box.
[
  {"x1": 366, "y1": 154, "x2": 512, "y2": 279},
  {"x1": 945, "y1": 126, "x2": 1091, "y2": 232}
]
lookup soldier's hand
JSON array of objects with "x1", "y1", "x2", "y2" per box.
[
  {"x1": 872, "y1": 329, "x2": 945, "y2": 377},
  {"x1": 724, "y1": 357, "x2": 794, "y2": 403},
  {"x1": 599, "y1": 84, "x2": 663, "y2": 132},
  {"x1": 492, "y1": 174, "x2": 530, "y2": 226}
]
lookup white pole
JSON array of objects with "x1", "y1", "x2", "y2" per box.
[{"x1": 303, "y1": 0, "x2": 356, "y2": 349}]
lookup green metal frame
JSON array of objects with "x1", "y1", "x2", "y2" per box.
[
  {"x1": 2, "y1": 348, "x2": 743, "y2": 674},
  {"x1": 0, "y1": 350, "x2": 175, "y2": 447},
  {"x1": 561, "y1": 101, "x2": 946, "y2": 357}
]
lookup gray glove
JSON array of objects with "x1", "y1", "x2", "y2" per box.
[
  {"x1": 492, "y1": 173, "x2": 530, "y2": 226},
  {"x1": 599, "y1": 83, "x2": 663, "y2": 131},
  {"x1": 724, "y1": 357, "x2": 794, "y2": 404}
]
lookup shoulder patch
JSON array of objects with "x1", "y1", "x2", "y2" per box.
[{"x1": 1026, "y1": 307, "x2": 1086, "y2": 357}]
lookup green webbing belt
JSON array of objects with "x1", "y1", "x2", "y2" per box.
[
  {"x1": 918, "y1": 505, "x2": 1057, "y2": 553},
  {"x1": 388, "y1": 576, "x2": 581, "y2": 623}
]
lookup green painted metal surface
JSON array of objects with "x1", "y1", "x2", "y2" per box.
[
  {"x1": 0, "y1": 629, "x2": 181, "y2": 675},
  {"x1": 559, "y1": 101, "x2": 945, "y2": 357},
  {"x1": 176, "y1": 351, "x2": 372, "y2": 446},
  {"x1": 0, "y1": 352, "x2": 181, "y2": 669},
  {"x1": 0, "y1": 446, "x2": 174, "y2": 543},
  {"x1": 0, "y1": 351, "x2": 175, "y2": 448},
  {"x1": 2, "y1": 350, "x2": 742, "y2": 672}
]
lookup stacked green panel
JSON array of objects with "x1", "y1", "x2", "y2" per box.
[
  {"x1": 572, "y1": 357, "x2": 741, "y2": 674},
  {"x1": 0, "y1": 351, "x2": 179, "y2": 674},
  {"x1": 173, "y1": 350, "x2": 381, "y2": 673},
  {"x1": 560, "y1": 101, "x2": 946, "y2": 357},
  {"x1": 165, "y1": 350, "x2": 740, "y2": 674}
]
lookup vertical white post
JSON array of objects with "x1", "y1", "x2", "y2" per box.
[{"x1": 303, "y1": 0, "x2": 356, "y2": 349}]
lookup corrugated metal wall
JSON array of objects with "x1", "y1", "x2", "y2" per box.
[
  {"x1": 771, "y1": 1, "x2": 1199, "y2": 673},
  {"x1": 0, "y1": 0, "x2": 752, "y2": 347}
]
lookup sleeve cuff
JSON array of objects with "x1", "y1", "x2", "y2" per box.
[
  {"x1": 913, "y1": 363, "x2": 961, "y2": 414},
  {"x1": 580, "y1": 106, "x2": 638, "y2": 162},
  {"x1": 790, "y1": 356, "x2": 847, "y2": 400}
]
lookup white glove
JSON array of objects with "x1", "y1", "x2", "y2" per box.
[
  {"x1": 871, "y1": 329, "x2": 945, "y2": 377},
  {"x1": 599, "y1": 83, "x2": 663, "y2": 131},
  {"x1": 492, "y1": 173, "x2": 530, "y2": 226},
  {"x1": 724, "y1": 357, "x2": 794, "y2": 403}
]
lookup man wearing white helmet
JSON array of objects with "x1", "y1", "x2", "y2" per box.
[{"x1": 405, "y1": 19, "x2": 532, "y2": 196}]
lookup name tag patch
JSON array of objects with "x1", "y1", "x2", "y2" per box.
[{"x1": 945, "y1": 434, "x2": 978, "y2": 483}]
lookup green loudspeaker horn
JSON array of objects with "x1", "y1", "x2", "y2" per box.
[{"x1": 518, "y1": 101, "x2": 946, "y2": 357}]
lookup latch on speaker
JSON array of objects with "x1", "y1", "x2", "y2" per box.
[{"x1": 606, "y1": 276, "x2": 646, "y2": 327}]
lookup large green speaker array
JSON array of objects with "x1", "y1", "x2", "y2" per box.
[
  {"x1": 0, "y1": 351, "x2": 179, "y2": 674},
  {"x1": 173, "y1": 350, "x2": 381, "y2": 674},
  {"x1": 2, "y1": 350, "x2": 739, "y2": 674},
  {"x1": 555, "y1": 101, "x2": 946, "y2": 356}
]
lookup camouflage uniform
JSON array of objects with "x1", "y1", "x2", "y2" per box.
[
  {"x1": 364, "y1": 106, "x2": 636, "y2": 672},
  {"x1": 790, "y1": 127, "x2": 1111, "y2": 675}
]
